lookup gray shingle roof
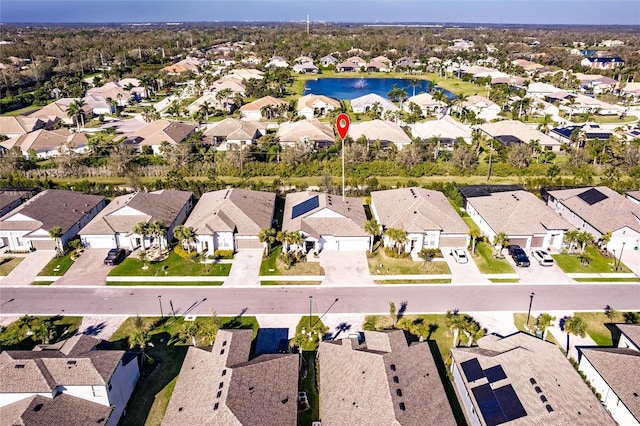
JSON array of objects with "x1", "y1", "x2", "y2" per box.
[
  {"x1": 548, "y1": 186, "x2": 640, "y2": 234},
  {"x1": 467, "y1": 190, "x2": 572, "y2": 235},
  {"x1": 348, "y1": 120, "x2": 411, "y2": 145},
  {"x1": 282, "y1": 191, "x2": 367, "y2": 238},
  {"x1": 163, "y1": 329, "x2": 298, "y2": 426},
  {"x1": 579, "y1": 348, "x2": 640, "y2": 421},
  {"x1": 451, "y1": 332, "x2": 616, "y2": 426},
  {"x1": 0, "y1": 190, "x2": 104, "y2": 235},
  {"x1": 0, "y1": 394, "x2": 113, "y2": 426},
  {"x1": 617, "y1": 324, "x2": 640, "y2": 349},
  {"x1": 185, "y1": 188, "x2": 275, "y2": 236},
  {"x1": 79, "y1": 190, "x2": 191, "y2": 236},
  {"x1": 319, "y1": 330, "x2": 456, "y2": 426},
  {"x1": 372, "y1": 187, "x2": 469, "y2": 234}
]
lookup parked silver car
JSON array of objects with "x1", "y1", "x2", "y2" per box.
[
  {"x1": 531, "y1": 249, "x2": 554, "y2": 266},
  {"x1": 451, "y1": 248, "x2": 468, "y2": 264}
]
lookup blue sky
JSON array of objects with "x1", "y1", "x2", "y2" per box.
[{"x1": 1, "y1": 0, "x2": 638, "y2": 25}]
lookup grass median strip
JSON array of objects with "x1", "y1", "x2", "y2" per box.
[
  {"x1": 38, "y1": 252, "x2": 74, "y2": 276},
  {"x1": 109, "y1": 250, "x2": 231, "y2": 277},
  {"x1": 261, "y1": 281, "x2": 322, "y2": 286},
  {"x1": 552, "y1": 246, "x2": 630, "y2": 274},
  {"x1": 474, "y1": 242, "x2": 515, "y2": 274}
]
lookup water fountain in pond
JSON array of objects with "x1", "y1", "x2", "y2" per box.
[{"x1": 353, "y1": 77, "x2": 367, "y2": 89}]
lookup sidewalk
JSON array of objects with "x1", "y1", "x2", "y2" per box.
[{"x1": 0, "y1": 251, "x2": 55, "y2": 286}]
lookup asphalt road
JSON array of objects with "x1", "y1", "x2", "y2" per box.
[{"x1": 1, "y1": 283, "x2": 638, "y2": 317}]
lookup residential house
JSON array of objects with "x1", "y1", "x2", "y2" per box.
[
  {"x1": 581, "y1": 57, "x2": 624, "y2": 69},
  {"x1": 0, "y1": 190, "x2": 105, "y2": 252},
  {"x1": 239, "y1": 96, "x2": 288, "y2": 121},
  {"x1": 461, "y1": 186, "x2": 571, "y2": 250},
  {"x1": 405, "y1": 93, "x2": 447, "y2": 117},
  {"x1": 527, "y1": 82, "x2": 565, "y2": 99},
  {"x1": 396, "y1": 57, "x2": 418, "y2": 70},
  {"x1": 529, "y1": 98, "x2": 560, "y2": 119},
  {"x1": 617, "y1": 324, "x2": 640, "y2": 351},
  {"x1": 620, "y1": 82, "x2": 640, "y2": 102},
  {"x1": 0, "y1": 129, "x2": 89, "y2": 159},
  {"x1": 163, "y1": 329, "x2": 298, "y2": 426},
  {"x1": 0, "y1": 193, "x2": 22, "y2": 218},
  {"x1": 28, "y1": 99, "x2": 87, "y2": 127},
  {"x1": 371, "y1": 187, "x2": 470, "y2": 252},
  {"x1": 282, "y1": 191, "x2": 370, "y2": 252},
  {"x1": 277, "y1": 119, "x2": 335, "y2": 149},
  {"x1": 365, "y1": 60, "x2": 391, "y2": 72},
  {"x1": 227, "y1": 68, "x2": 264, "y2": 81},
  {"x1": 626, "y1": 191, "x2": 640, "y2": 205},
  {"x1": 294, "y1": 55, "x2": 314, "y2": 65},
  {"x1": 125, "y1": 119, "x2": 196, "y2": 154},
  {"x1": 185, "y1": 188, "x2": 275, "y2": 253},
  {"x1": 0, "y1": 334, "x2": 139, "y2": 426},
  {"x1": 451, "y1": 332, "x2": 616, "y2": 426},
  {"x1": 319, "y1": 55, "x2": 338, "y2": 67},
  {"x1": 186, "y1": 93, "x2": 229, "y2": 116},
  {"x1": 79, "y1": 190, "x2": 192, "y2": 250},
  {"x1": 86, "y1": 82, "x2": 139, "y2": 106},
  {"x1": 160, "y1": 57, "x2": 206, "y2": 74},
  {"x1": 458, "y1": 95, "x2": 501, "y2": 121},
  {"x1": 207, "y1": 78, "x2": 246, "y2": 97},
  {"x1": 350, "y1": 93, "x2": 399, "y2": 115},
  {"x1": 203, "y1": 118, "x2": 266, "y2": 150},
  {"x1": 550, "y1": 124, "x2": 614, "y2": 145},
  {"x1": 479, "y1": 120, "x2": 562, "y2": 151},
  {"x1": 0, "y1": 116, "x2": 46, "y2": 138},
  {"x1": 347, "y1": 56, "x2": 367, "y2": 67},
  {"x1": 240, "y1": 54, "x2": 262, "y2": 65},
  {"x1": 318, "y1": 330, "x2": 456, "y2": 426},
  {"x1": 372, "y1": 55, "x2": 391, "y2": 66},
  {"x1": 545, "y1": 186, "x2": 640, "y2": 254},
  {"x1": 212, "y1": 57, "x2": 236, "y2": 67},
  {"x1": 348, "y1": 120, "x2": 412, "y2": 150},
  {"x1": 265, "y1": 56, "x2": 289, "y2": 68},
  {"x1": 576, "y1": 73, "x2": 618, "y2": 94},
  {"x1": 292, "y1": 62, "x2": 319, "y2": 74},
  {"x1": 410, "y1": 115, "x2": 473, "y2": 149},
  {"x1": 336, "y1": 61, "x2": 360, "y2": 72},
  {"x1": 297, "y1": 94, "x2": 341, "y2": 119}
]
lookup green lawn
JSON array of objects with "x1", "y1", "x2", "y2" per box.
[
  {"x1": 38, "y1": 251, "x2": 75, "y2": 276},
  {"x1": 489, "y1": 278, "x2": 520, "y2": 283},
  {"x1": 368, "y1": 250, "x2": 451, "y2": 275},
  {"x1": 513, "y1": 313, "x2": 561, "y2": 347},
  {"x1": 473, "y1": 242, "x2": 515, "y2": 274},
  {"x1": 294, "y1": 316, "x2": 328, "y2": 351},
  {"x1": 573, "y1": 311, "x2": 626, "y2": 346},
  {"x1": 108, "y1": 250, "x2": 231, "y2": 277},
  {"x1": 298, "y1": 351, "x2": 320, "y2": 426},
  {"x1": 261, "y1": 280, "x2": 322, "y2": 286},
  {"x1": 462, "y1": 216, "x2": 480, "y2": 233},
  {"x1": 259, "y1": 246, "x2": 325, "y2": 276},
  {"x1": 1, "y1": 105, "x2": 41, "y2": 116},
  {"x1": 552, "y1": 246, "x2": 630, "y2": 274},
  {"x1": 107, "y1": 281, "x2": 224, "y2": 286},
  {"x1": 0, "y1": 257, "x2": 23, "y2": 275},
  {"x1": 0, "y1": 316, "x2": 83, "y2": 350},
  {"x1": 111, "y1": 314, "x2": 259, "y2": 426}
]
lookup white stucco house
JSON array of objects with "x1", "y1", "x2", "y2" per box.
[
  {"x1": 0, "y1": 335, "x2": 139, "y2": 426},
  {"x1": 297, "y1": 94, "x2": 341, "y2": 119},
  {"x1": 184, "y1": 188, "x2": 275, "y2": 253},
  {"x1": 282, "y1": 191, "x2": 370, "y2": 252}
]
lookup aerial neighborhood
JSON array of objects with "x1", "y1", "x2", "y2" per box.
[{"x1": 0, "y1": 21, "x2": 639, "y2": 426}]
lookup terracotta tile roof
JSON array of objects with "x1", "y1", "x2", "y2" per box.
[
  {"x1": 580, "y1": 348, "x2": 640, "y2": 421},
  {"x1": 0, "y1": 129, "x2": 88, "y2": 154},
  {"x1": 79, "y1": 190, "x2": 191, "y2": 236},
  {"x1": 185, "y1": 188, "x2": 275, "y2": 237},
  {"x1": 451, "y1": 332, "x2": 616, "y2": 426},
  {"x1": 204, "y1": 118, "x2": 265, "y2": 141},
  {"x1": 239, "y1": 96, "x2": 288, "y2": 112},
  {"x1": 372, "y1": 187, "x2": 469, "y2": 234},
  {"x1": 548, "y1": 186, "x2": 640, "y2": 234},
  {"x1": 0, "y1": 116, "x2": 45, "y2": 135},
  {"x1": 467, "y1": 190, "x2": 572, "y2": 235},
  {"x1": 132, "y1": 119, "x2": 196, "y2": 146},
  {"x1": 163, "y1": 329, "x2": 298, "y2": 426},
  {"x1": 282, "y1": 191, "x2": 367, "y2": 238},
  {"x1": 319, "y1": 330, "x2": 456, "y2": 426},
  {"x1": 0, "y1": 394, "x2": 113, "y2": 426},
  {"x1": 0, "y1": 189, "x2": 104, "y2": 235}
]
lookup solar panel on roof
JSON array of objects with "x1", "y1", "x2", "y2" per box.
[
  {"x1": 484, "y1": 365, "x2": 507, "y2": 383},
  {"x1": 461, "y1": 358, "x2": 485, "y2": 382},
  {"x1": 577, "y1": 188, "x2": 608, "y2": 206},
  {"x1": 495, "y1": 135, "x2": 524, "y2": 146},
  {"x1": 472, "y1": 384, "x2": 506, "y2": 426},
  {"x1": 291, "y1": 195, "x2": 319, "y2": 219},
  {"x1": 494, "y1": 384, "x2": 527, "y2": 422},
  {"x1": 585, "y1": 132, "x2": 612, "y2": 139}
]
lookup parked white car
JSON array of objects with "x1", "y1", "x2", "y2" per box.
[
  {"x1": 531, "y1": 249, "x2": 554, "y2": 266},
  {"x1": 451, "y1": 248, "x2": 468, "y2": 264}
]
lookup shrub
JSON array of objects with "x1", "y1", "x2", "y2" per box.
[
  {"x1": 174, "y1": 246, "x2": 198, "y2": 260},
  {"x1": 213, "y1": 249, "x2": 234, "y2": 259}
]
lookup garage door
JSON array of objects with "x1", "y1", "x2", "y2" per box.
[
  {"x1": 440, "y1": 236, "x2": 468, "y2": 248},
  {"x1": 531, "y1": 237, "x2": 545, "y2": 248},
  {"x1": 31, "y1": 239, "x2": 57, "y2": 250},
  {"x1": 337, "y1": 238, "x2": 369, "y2": 251},
  {"x1": 236, "y1": 238, "x2": 263, "y2": 250},
  {"x1": 83, "y1": 235, "x2": 116, "y2": 249},
  {"x1": 508, "y1": 237, "x2": 529, "y2": 248}
]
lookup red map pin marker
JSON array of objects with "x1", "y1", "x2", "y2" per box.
[{"x1": 336, "y1": 113, "x2": 350, "y2": 140}]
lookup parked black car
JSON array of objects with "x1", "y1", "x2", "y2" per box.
[
  {"x1": 509, "y1": 246, "x2": 530, "y2": 267},
  {"x1": 104, "y1": 248, "x2": 126, "y2": 266}
]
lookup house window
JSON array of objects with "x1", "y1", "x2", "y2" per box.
[{"x1": 423, "y1": 232, "x2": 438, "y2": 248}]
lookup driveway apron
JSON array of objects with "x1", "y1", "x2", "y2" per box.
[
  {"x1": 1, "y1": 250, "x2": 56, "y2": 286},
  {"x1": 54, "y1": 248, "x2": 113, "y2": 286},
  {"x1": 319, "y1": 251, "x2": 374, "y2": 286},
  {"x1": 224, "y1": 250, "x2": 262, "y2": 287}
]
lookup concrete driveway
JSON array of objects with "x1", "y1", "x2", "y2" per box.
[
  {"x1": 319, "y1": 251, "x2": 374, "y2": 286},
  {"x1": 54, "y1": 248, "x2": 114, "y2": 286},
  {"x1": 444, "y1": 248, "x2": 489, "y2": 284},
  {"x1": 504, "y1": 251, "x2": 574, "y2": 284},
  {"x1": 0, "y1": 250, "x2": 56, "y2": 286},
  {"x1": 224, "y1": 250, "x2": 262, "y2": 287}
]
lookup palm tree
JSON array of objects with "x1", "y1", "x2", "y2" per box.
[
  {"x1": 493, "y1": 232, "x2": 509, "y2": 257},
  {"x1": 180, "y1": 322, "x2": 200, "y2": 346},
  {"x1": 66, "y1": 99, "x2": 86, "y2": 130},
  {"x1": 132, "y1": 221, "x2": 149, "y2": 252},
  {"x1": 149, "y1": 220, "x2": 166, "y2": 252},
  {"x1": 385, "y1": 228, "x2": 408, "y2": 254},
  {"x1": 276, "y1": 230, "x2": 291, "y2": 252},
  {"x1": 564, "y1": 316, "x2": 587, "y2": 359},
  {"x1": 364, "y1": 218, "x2": 381, "y2": 253},
  {"x1": 445, "y1": 310, "x2": 465, "y2": 347},
  {"x1": 258, "y1": 228, "x2": 277, "y2": 255},
  {"x1": 48, "y1": 226, "x2": 63, "y2": 254},
  {"x1": 289, "y1": 231, "x2": 305, "y2": 253},
  {"x1": 537, "y1": 114, "x2": 554, "y2": 134},
  {"x1": 463, "y1": 316, "x2": 485, "y2": 347},
  {"x1": 289, "y1": 333, "x2": 306, "y2": 353},
  {"x1": 467, "y1": 228, "x2": 481, "y2": 255},
  {"x1": 173, "y1": 225, "x2": 195, "y2": 252},
  {"x1": 141, "y1": 105, "x2": 159, "y2": 123},
  {"x1": 576, "y1": 231, "x2": 594, "y2": 253},
  {"x1": 536, "y1": 313, "x2": 556, "y2": 341},
  {"x1": 564, "y1": 229, "x2": 580, "y2": 253}
]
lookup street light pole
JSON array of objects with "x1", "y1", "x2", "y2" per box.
[
  {"x1": 526, "y1": 292, "x2": 535, "y2": 331},
  {"x1": 312, "y1": 298, "x2": 340, "y2": 329},
  {"x1": 617, "y1": 242, "x2": 626, "y2": 271},
  {"x1": 158, "y1": 295, "x2": 163, "y2": 318},
  {"x1": 309, "y1": 296, "x2": 313, "y2": 330}
]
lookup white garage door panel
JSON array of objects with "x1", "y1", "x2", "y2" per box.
[
  {"x1": 508, "y1": 237, "x2": 528, "y2": 248},
  {"x1": 440, "y1": 236, "x2": 468, "y2": 248},
  {"x1": 236, "y1": 238, "x2": 263, "y2": 250},
  {"x1": 337, "y1": 238, "x2": 369, "y2": 251},
  {"x1": 32, "y1": 239, "x2": 57, "y2": 250},
  {"x1": 83, "y1": 235, "x2": 116, "y2": 249}
]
